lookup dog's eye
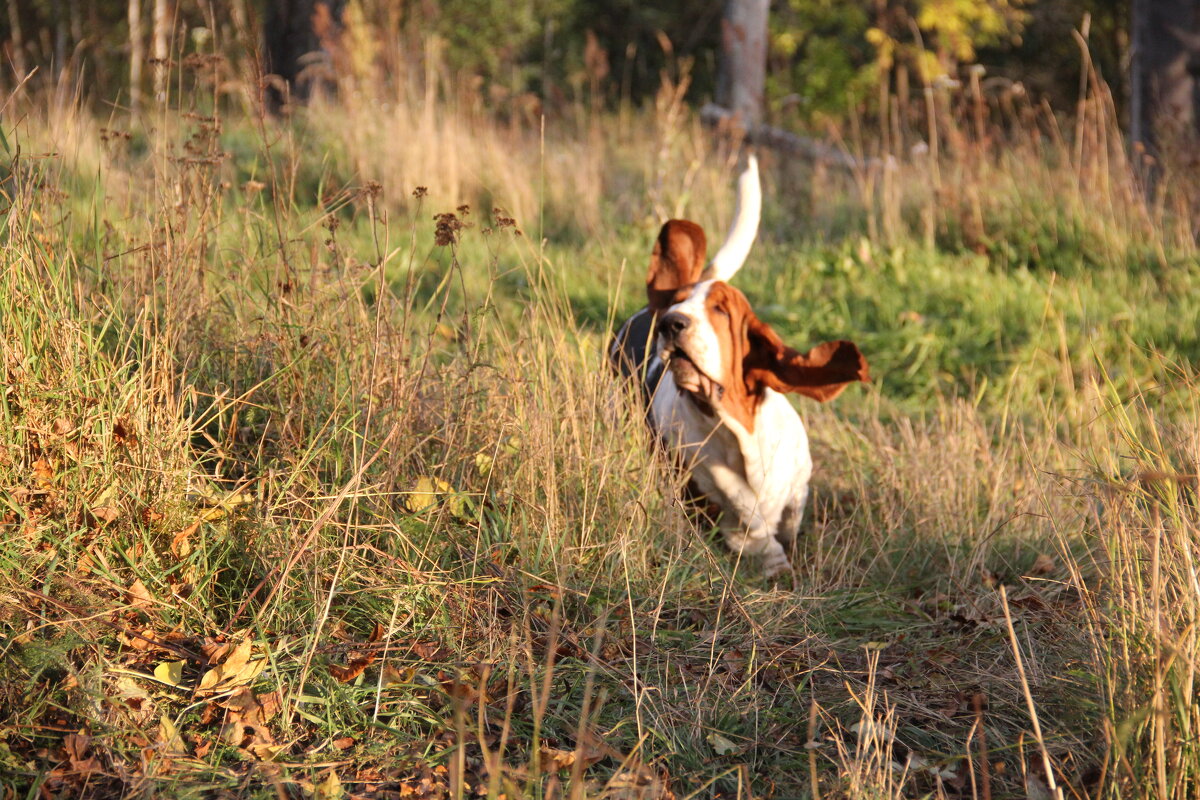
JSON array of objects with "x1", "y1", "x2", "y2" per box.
[{"x1": 713, "y1": 306, "x2": 729, "y2": 318}]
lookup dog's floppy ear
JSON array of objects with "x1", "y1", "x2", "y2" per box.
[
  {"x1": 646, "y1": 220, "x2": 707, "y2": 311},
  {"x1": 744, "y1": 314, "x2": 869, "y2": 402}
]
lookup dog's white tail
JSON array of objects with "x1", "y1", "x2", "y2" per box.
[{"x1": 705, "y1": 154, "x2": 761, "y2": 282}]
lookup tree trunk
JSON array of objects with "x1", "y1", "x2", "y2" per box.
[
  {"x1": 128, "y1": 0, "x2": 143, "y2": 110},
  {"x1": 6, "y1": 0, "x2": 27, "y2": 79},
  {"x1": 1130, "y1": 0, "x2": 1200, "y2": 156},
  {"x1": 263, "y1": 0, "x2": 344, "y2": 113},
  {"x1": 715, "y1": 0, "x2": 769, "y2": 128},
  {"x1": 53, "y1": 0, "x2": 67, "y2": 82},
  {"x1": 151, "y1": 0, "x2": 170, "y2": 102}
]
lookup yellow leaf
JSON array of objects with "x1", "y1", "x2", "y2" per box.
[
  {"x1": 158, "y1": 714, "x2": 187, "y2": 755},
  {"x1": 707, "y1": 731, "x2": 741, "y2": 756},
  {"x1": 154, "y1": 660, "x2": 185, "y2": 686},
  {"x1": 246, "y1": 740, "x2": 286, "y2": 761},
  {"x1": 382, "y1": 664, "x2": 415, "y2": 686},
  {"x1": 221, "y1": 638, "x2": 254, "y2": 676},
  {"x1": 197, "y1": 637, "x2": 266, "y2": 693},
  {"x1": 315, "y1": 769, "x2": 345, "y2": 800},
  {"x1": 403, "y1": 476, "x2": 450, "y2": 513}
]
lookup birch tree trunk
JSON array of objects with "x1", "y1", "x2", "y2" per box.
[
  {"x1": 152, "y1": 0, "x2": 170, "y2": 102},
  {"x1": 6, "y1": 0, "x2": 27, "y2": 79},
  {"x1": 715, "y1": 0, "x2": 769, "y2": 128},
  {"x1": 128, "y1": 0, "x2": 144, "y2": 110}
]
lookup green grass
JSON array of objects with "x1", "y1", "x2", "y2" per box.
[{"x1": 1, "y1": 87, "x2": 1198, "y2": 800}]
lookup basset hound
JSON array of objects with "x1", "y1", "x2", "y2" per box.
[{"x1": 610, "y1": 156, "x2": 869, "y2": 576}]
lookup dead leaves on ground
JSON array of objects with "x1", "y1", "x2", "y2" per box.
[
  {"x1": 211, "y1": 687, "x2": 285, "y2": 761},
  {"x1": 197, "y1": 636, "x2": 267, "y2": 694},
  {"x1": 330, "y1": 654, "x2": 377, "y2": 683}
]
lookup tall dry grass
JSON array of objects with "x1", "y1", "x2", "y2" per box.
[{"x1": 1, "y1": 31, "x2": 1199, "y2": 797}]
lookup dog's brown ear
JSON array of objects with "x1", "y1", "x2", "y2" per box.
[
  {"x1": 744, "y1": 315, "x2": 869, "y2": 402},
  {"x1": 646, "y1": 220, "x2": 707, "y2": 311}
]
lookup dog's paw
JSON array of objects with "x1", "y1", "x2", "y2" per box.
[{"x1": 761, "y1": 554, "x2": 793, "y2": 580}]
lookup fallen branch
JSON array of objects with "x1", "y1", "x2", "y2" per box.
[{"x1": 700, "y1": 102, "x2": 883, "y2": 171}]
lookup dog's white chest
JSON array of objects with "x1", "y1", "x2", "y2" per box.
[{"x1": 650, "y1": 377, "x2": 811, "y2": 526}]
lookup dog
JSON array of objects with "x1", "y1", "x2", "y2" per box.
[{"x1": 610, "y1": 156, "x2": 869, "y2": 576}]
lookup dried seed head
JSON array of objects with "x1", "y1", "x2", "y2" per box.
[
  {"x1": 434, "y1": 212, "x2": 464, "y2": 247},
  {"x1": 491, "y1": 208, "x2": 522, "y2": 235}
]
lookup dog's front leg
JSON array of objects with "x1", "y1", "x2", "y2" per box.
[
  {"x1": 703, "y1": 463, "x2": 792, "y2": 577},
  {"x1": 721, "y1": 522, "x2": 792, "y2": 577},
  {"x1": 775, "y1": 483, "x2": 810, "y2": 548}
]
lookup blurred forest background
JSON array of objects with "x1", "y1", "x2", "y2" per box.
[{"x1": 2, "y1": 0, "x2": 1194, "y2": 150}]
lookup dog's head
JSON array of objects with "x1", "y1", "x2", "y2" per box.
[{"x1": 646, "y1": 221, "x2": 868, "y2": 432}]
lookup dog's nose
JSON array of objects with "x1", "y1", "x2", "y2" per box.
[{"x1": 659, "y1": 312, "x2": 689, "y2": 339}]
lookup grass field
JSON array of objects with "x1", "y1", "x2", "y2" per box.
[{"x1": 2, "y1": 66, "x2": 1199, "y2": 799}]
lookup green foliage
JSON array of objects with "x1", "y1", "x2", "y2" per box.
[{"x1": 770, "y1": 0, "x2": 1031, "y2": 121}]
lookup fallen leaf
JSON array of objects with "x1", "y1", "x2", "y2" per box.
[
  {"x1": 91, "y1": 505, "x2": 121, "y2": 525},
  {"x1": 201, "y1": 639, "x2": 234, "y2": 665},
  {"x1": 381, "y1": 664, "x2": 413, "y2": 686},
  {"x1": 403, "y1": 476, "x2": 452, "y2": 513},
  {"x1": 197, "y1": 637, "x2": 266, "y2": 694},
  {"x1": 605, "y1": 766, "x2": 672, "y2": 800},
  {"x1": 217, "y1": 687, "x2": 281, "y2": 729},
  {"x1": 127, "y1": 579, "x2": 153, "y2": 608},
  {"x1": 171, "y1": 519, "x2": 201, "y2": 558},
  {"x1": 159, "y1": 714, "x2": 187, "y2": 755},
  {"x1": 706, "y1": 732, "x2": 742, "y2": 756},
  {"x1": 62, "y1": 732, "x2": 89, "y2": 762},
  {"x1": 368, "y1": 621, "x2": 385, "y2": 643},
  {"x1": 329, "y1": 654, "x2": 375, "y2": 683},
  {"x1": 315, "y1": 769, "x2": 344, "y2": 800},
  {"x1": 113, "y1": 418, "x2": 139, "y2": 448},
  {"x1": 220, "y1": 719, "x2": 246, "y2": 746},
  {"x1": 62, "y1": 732, "x2": 101, "y2": 775},
  {"x1": 255, "y1": 690, "x2": 282, "y2": 722},
  {"x1": 1030, "y1": 553, "x2": 1056, "y2": 575},
  {"x1": 411, "y1": 641, "x2": 445, "y2": 660},
  {"x1": 245, "y1": 740, "x2": 285, "y2": 761},
  {"x1": 154, "y1": 660, "x2": 185, "y2": 686},
  {"x1": 541, "y1": 746, "x2": 577, "y2": 771},
  {"x1": 33, "y1": 458, "x2": 54, "y2": 485}
]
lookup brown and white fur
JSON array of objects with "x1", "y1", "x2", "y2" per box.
[{"x1": 610, "y1": 156, "x2": 868, "y2": 576}]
